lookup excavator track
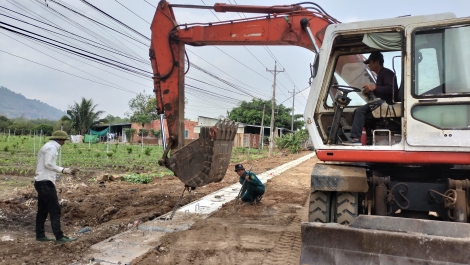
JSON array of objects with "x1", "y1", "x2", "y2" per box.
[{"x1": 165, "y1": 120, "x2": 237, "y2": 187}]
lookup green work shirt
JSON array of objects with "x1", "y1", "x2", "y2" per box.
[{"x1": 239, "y1": 171, "x2": 264, "y2": 187}]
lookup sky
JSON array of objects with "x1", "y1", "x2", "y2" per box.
[{"x1": 1, "y1": 0, "x2": 470, "y2": 121}]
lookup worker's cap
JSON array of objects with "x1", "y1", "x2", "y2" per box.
[
  {"x1": 234, "y1": 164, "x2": 245, "y2": 172},
  {"x1": 363, "y1": 51, "x2": 384, "y2": 64},
  {"x1": 49, "y1": 130, "x2": 70, "y2": 141}
]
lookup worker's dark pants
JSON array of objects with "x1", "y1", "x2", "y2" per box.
[
  {"x1": 350, "y1": 104, "x2": 372, "y2": 139},
  {"x1": 242, "y1": 185, "x2": 265, "y2": 202},
  {"x1": 34, "y1": 180, "x2": 64, "y2": 240}
]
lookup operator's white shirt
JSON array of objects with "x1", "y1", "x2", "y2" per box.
[{"x1": 35, "y1": 140, "x2": 64, "y2": 185}]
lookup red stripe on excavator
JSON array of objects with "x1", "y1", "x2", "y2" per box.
[{"x1": 316, "y1": 150, "x2": 470, "y2": 164}]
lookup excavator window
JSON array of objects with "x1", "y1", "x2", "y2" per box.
[
  {"x1": 325, "y1": 51, "x2": 402, "y2": 108},
  {"x1": 411, "y1": 24, "x2": 470, "y2": 130},
  {"x1": 413, "y1": 25, "x2": 470, "y2": 97}
]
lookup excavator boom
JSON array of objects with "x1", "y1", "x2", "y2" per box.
[{"x1": 149, "y1": 0, "x2": 333, "y2": 187}]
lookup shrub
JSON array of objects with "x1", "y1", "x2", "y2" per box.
[
  {"x1": 276, "y1": 130, "x2": 309, "y2": 154},
  {"x1": 138, "y1": 129, "x2": 149, "y2": 137},
  {"x1": 144, "y1": 147, "x2": 152, "y2": 156},
  {"x1": 35, "y1": 124, "x2": 54, "y2": 136},
  {"x1": 124, "y1": 128, "x2": 136, "y2": 143},
  {"x1": 122, "y1": 173, "x2": 153, "y2": 184}
]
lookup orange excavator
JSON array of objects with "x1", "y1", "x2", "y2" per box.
[{"x1": 150, "y1": 1, "x2": 470, "y2": 263}]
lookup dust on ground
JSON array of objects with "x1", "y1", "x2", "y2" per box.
[{"x1": 0, "y1": 150, "x2": 313, "y2": 265}]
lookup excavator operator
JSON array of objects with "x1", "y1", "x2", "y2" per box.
[
  {"x1": 235, "y1": 164, "x2": 265, "y2": 205},
  {"x1": 343, "y1": 51, "x2": 398, "y2": 146}
]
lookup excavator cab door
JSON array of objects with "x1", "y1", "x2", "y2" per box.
[{"x1": 405, "y1": 17, "x2": 470, "y2": 150}]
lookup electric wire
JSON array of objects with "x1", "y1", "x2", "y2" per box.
[
  {"x1": 0, "y1": 9, "x2": 148, "y2": 64},
  {"x1": 1, "y1": 31, "x2": 146, "y2": 93},
  {"x1": 47, "y1": 0, "x2": 149, "y2": 46},
  {"x1": 42, "y1": 0, "x2": 147, "y2": 63},
  {"x1": 0, "y1": 13, "x2": 150, "y2": 65},
  {"x1": 0, "y1": 49, "x2": 138, "y2": 94},
  {"x1": 5, "y1": 1, "x2": 147, "y2": 68},
  {"x1": 53, "y1": 0, "x2": 148, "y2": 60},
  {"x1": 0, "y1": 22, "x2": 152, "y2": 76},
  {"x1": 79, "y1": 0, "x2": 150, "y2": 41},
  {"x1": 115, "y1": 0, "x2": 151, "y2": 24}
]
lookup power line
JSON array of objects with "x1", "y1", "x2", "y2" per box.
[
  {"x1": 1, "y1": 31, "x2": 143, "y2": 94},
  {"x1": 0, "y1": 12, "x2": 149, "y2": 65},
  {"x1": 3, "y1": 2, "x2": 148, "y2": 67},
  {"x1": 0, "y1": 49, "x2": 138, "y2": 94},
  {"x1": 52, "y1": 0, "x2": 148, "y2": 60},
  {"x1": 115, "y1": 0, "x2": 150, "y2": 24},
  {"x1": 0, "y1": 22, "x2": 152, "y2": 76},
  {"x1": 79, "y1": 0, "x2": 150, "y2": 41},
  {"x1": 48, "y1": 0, "x2": 149, "y2": 46}
]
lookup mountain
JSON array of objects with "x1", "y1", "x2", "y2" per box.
[{"x1": 0, "y1": 86, "x2": 66, "y2": 120}]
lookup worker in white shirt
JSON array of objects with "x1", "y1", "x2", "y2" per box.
[{"x1": 34, "y1": 130, "x2": 78, "y2": 245}]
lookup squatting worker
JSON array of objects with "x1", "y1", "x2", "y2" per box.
[
  {"x1": 235, "y1": 164, "x2": 265, "y2": 204},
  {"x1": 343, "y1": 51, "x2": 398, "y2": 145},
  {"x1": 34, "y1": 130, "x2": 78, "y2": 245}
]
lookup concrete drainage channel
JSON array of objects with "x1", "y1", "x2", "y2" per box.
[{"x1": 88, "y1": 152, "x2": 316, "y2": 265}]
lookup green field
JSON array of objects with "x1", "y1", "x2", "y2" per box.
[{"x1": 0, "y1": 135, "x2": 270, "y2": 177}]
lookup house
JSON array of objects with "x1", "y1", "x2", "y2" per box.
[
  {"x1": 131, "y1": 119, "x2": 198, "y2": 144},
  {"x1": 195, "y1": 116, "x2": 284, "y2": 148}
]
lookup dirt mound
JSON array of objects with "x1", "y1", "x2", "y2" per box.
[{"x1": 0, "y1": 151, "x2": 311, "y2": 265}]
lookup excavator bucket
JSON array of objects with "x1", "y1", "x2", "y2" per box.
[
  {"x1": 300, "y1": 215, "x2": 470, "y2": 264},
  {"x1": 166, "y1": 120, "x2": 238, "y2": 187}
]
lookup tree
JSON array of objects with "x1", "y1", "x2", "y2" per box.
[
  {"x1": 53, "y1": 120, "x2": 72, "y2": 134},
  {"x1": 0, "y1": 116, "x2": 12, "y2": 131},
  {"x1": 105, "y1": 114, "x2": 130, "y2": 124},
  {"x1": 35, "y1": 124, "x2": 54, "y2": 136},
  {"x1": 65, "y1": 98, "x2": 107, "y2": 135},
  {"x1": 228, "y1": 99, "x2": 304, "y2": 131},
  {"x1": 126, "y1": 91, "x2": 188, "y2": 122},
  {"x1": 126, "y1": 92, "x2": 159, "y2": 122},
  {"x1": 275, "y1": 129, "x2": 310, "y2": 153}
]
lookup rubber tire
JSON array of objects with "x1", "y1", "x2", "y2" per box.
[
  {"x1": 308, "y1": 190, "x2": 332, "y2": 223},
  {"x1": 334, "y1": 192, "x2": 358, "y2": 225}
]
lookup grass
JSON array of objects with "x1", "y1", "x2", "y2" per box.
[{"x1": 0, "y1": 135, "x2": 275, "y2": 178}]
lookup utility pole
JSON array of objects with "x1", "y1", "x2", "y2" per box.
[
  {"x1": 266, "y1": 61, "x2": 284, "y2": 156},
  {"x1": 258, "y1": 104, "x2": 265, "y2": 154},
  {"x1": 289, "y1": 87, "x2": 296, "y2": 131}
]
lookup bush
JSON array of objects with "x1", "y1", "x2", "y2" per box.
[
  {"x1": 127, "y1": 147, "x2": 133, "y2": 154},
  {"x1": 138, "y1": 129, "x2": 149, "y2": 137},
  {"x1": 276, "y1": 130, "x2": 309, "y2": 154},
  {"x1": 124, "y1": 128, "x2": 136, "y2": 143},
  {"x1": 122, "y1": 173, "x2": 153, "y2": 184},
  {"x1": 35, "y1": 124, "x2": 54, "y2": 136},
  {"x1": 144, "y1": 147, "x2": 152, "y2": 156}
]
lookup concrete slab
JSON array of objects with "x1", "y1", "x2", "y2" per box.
[{"x1": 87, "y1": 152, "x2": 316, "y2": 264}]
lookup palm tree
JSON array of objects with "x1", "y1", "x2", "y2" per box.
[{"x1": 65, "y1": 98, "x2": 107, "y2": 135}]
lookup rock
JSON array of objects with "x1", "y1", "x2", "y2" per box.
[
  {"x1": 96, "y1": 174, "x2": 110, "y2": 182},
  {"x1": 78, "y1": 227, "x2": 91, "y2": 234},
  {"x1": 103, "y1": 206, "x2": 118, "y2": 215},
  {"x1": 109, "y1": 175, "x2": 122, "y2": 181},
  {"x1": 1, "y1": 235, "x2": 14, "y2": 242}
]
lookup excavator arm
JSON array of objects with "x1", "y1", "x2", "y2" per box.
[{"x1": 149, "y1": 1, "x2": 333, "y2": 187}]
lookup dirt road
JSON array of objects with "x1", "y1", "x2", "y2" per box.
[
  {"x1": 0, "y1": 150, "x2": 316, "y2": 265},
  {"x1": 132, "y1": 154, "x2": 319, "y2": 265}
]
